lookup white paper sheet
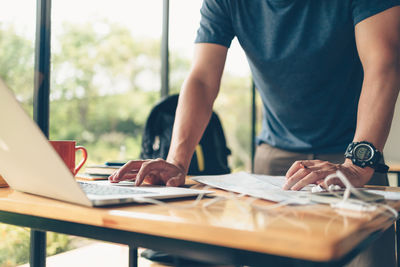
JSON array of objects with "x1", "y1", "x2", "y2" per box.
[
  {"x1": 191, "y1": 172, "x2": 313, "y2": 204},
  {"x1": 365, "y1": 190, "x2": 400, "y2": 200}
]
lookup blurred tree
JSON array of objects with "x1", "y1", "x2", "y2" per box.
[
  {"x1": 0, "y1": 24, "x2": 34, "y2": 113},
  {"x1": 0, "y1": 20, "x2": 254, "y2": 267},
  {"x1": 50, "y1": 22, "x2": 159, "y2": 137},
  {"x1": 50, "y1": 22, "x2": 162, "y2": 162},
  {"x1": 0, "y1": 224, "x2": 73, "y2": 266},
  {"x1": 0, "y1": 21, "x2": 254, "y2": 168}
]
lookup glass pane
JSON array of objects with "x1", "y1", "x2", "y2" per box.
[
  {"x1": 51, "y1": 0, "x2": 163, "y2": 164},
  {"x1": 0, "y1": 2, "x2": 36, "y2": 266}
]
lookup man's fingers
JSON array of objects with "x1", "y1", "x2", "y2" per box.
[
  {"x1": 130, "y1": 158, "x2": 186, "y2": 186},
  {"x1": 283, "y1": 168, "x2": 310, "y2": 190},
  {"x1": 145, "y1": 175, "x2": 162, "y2": 185},
  {"x1": 121, "y1": 160, "x2": 147, "y2": 170},
  {"x1": 291, "y1": 171, "x2": 321, "y2": 191},
  {"x1": 118, "y1": 173, "x2": 137, "y2": 181},
  {"x1": 109, "y1": 169, "x2": 139, "y2": 182},
  {"x1": 135, "y1": 160, "x2": 164, "y2": 186},
  {"x1": 166, "y1": 174, "x2": 185, "y2": 187},
  {"x1": 286, "y1": 161, "x2": 304, "y2": 178},
  {"x1": 286, "y1": 160, "x2": 317, "y2": 177},
  {"x1": 284, "y1": 159, "x2": 342, "y2": 190},
  {"x1": 135, "y1": 169, "x2": 147, "y2": 186},
  {"x1": 144, "y1": 172, "x2": 165, "y2": 185},
  {"x1": 110, "y1": 160, "x2": 144, "y2": 182},
  {"x1": 136, "y1": 159, "x2": 182, "y2": 186}
]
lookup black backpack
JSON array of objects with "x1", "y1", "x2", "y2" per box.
[{"x1": 140, "y1": 94, "x2": 231, "y2": 175}]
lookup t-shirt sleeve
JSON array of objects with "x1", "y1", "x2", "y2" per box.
[
  {"x1": 194, "y1": 0, "x2": 235, "y2": 48},
  {"x1": 352, "y1": 0, "x2": 400, "y2": 26}
]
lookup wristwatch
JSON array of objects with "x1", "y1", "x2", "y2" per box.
[{"x1": 344, "y1": 141, "x2": 389, "y2": 173}]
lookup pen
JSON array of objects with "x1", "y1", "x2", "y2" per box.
[
  {"x1": 299, "y1": 162, "x2": 308, "y2": 169},
  {"x1": 104, "y1": 161, "x2": 127, "y2": 167}
]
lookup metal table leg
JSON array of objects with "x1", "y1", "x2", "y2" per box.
[
  {"x1": 397, "y1": 219, "x2": 400, "y2": 267},
  {"x1": 30, "y1": 229, "x2": 46, "y2": 267},
  {"x1": 397, "y1": 172, "x2": 400, "y2": 188},
  {"x1": 129, "y1": 246, "x2": 138, "y2": 267}
]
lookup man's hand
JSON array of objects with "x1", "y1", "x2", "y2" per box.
[
  {"x1": 108, "y1": 158, "x2": 186, "y2": 187},
  {"x1": 283, "y1": 159, "x2": 374, "y2": 190}
]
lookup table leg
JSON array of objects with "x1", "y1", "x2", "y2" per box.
[
  {"x1": 397, "y1": 173, "x2": 400, "y2": 188},
  {"x1": 397, "y1": 220, "x2": 400, "y2": 267},
  {"x1": 392, "y1": 174, "x2": 400, "y2": 267},
  {"x1": 129, "y1": 246, "x2": 138, "y2": 267},
  {"x1": 30, "y1": 229, "x2": 46, "y2": 267}
]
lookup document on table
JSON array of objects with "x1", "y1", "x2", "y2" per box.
[
  {"x1": 365, "y1": 190, "x2": 400, "y2": 200},
  {"x1": 191, "y1": 172, "x2": 314, "y2": 204}
]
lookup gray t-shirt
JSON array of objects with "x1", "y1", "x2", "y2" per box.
[{"x1": 195, "y1": 0, "x2": 399, "y2": 153}]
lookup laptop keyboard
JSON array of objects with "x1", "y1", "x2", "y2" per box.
[{"x1": 78, "y1": 182, "x2": 153, "y2": 196}]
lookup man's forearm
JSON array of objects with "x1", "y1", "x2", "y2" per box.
[
  {"x1": 353, "y1": 63, "x2": 400, "y2": 151},
  {"x1": 165, "y1": 43, "x2": 228, "y2": 174},
  {"x1": 166, "y1": 77, "x2": 218, "y2": 173}
]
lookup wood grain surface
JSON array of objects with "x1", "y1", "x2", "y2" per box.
[{"x1": 0, "y1": 182, "x2": 399, "y2": 262}]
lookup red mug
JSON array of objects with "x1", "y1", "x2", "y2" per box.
[
  {"x1": 50, "y1": 140, "x2": 88, "y2": 176},
  {"x1": 0, "y1": 174, "x2": 8, "y2": 187}
]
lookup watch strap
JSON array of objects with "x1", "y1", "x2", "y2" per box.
[{"x1": 375, "y1": 163, "x2": 390, "y2": 173}]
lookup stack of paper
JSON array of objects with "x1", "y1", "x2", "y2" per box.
[
  {"x1": 76, "y1": 164, "x2": 121, "y2": 181},
  {"x1": 191, "y1": 172, "x2": 313, "y2": 204}
]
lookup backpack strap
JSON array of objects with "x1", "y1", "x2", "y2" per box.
[{"x1": 194, "y1": 145, "x2": 205, "y2": 172}]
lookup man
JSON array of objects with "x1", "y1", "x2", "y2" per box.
[{"x1": 110, "y1": 1, "x2": 400, "y2": 266}]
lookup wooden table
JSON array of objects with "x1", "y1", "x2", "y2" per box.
[{"x1": 0, "y1": 184, "x2": 399, "y2": 267}]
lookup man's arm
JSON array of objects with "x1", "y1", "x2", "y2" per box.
[
  {"x1": 284, "y1": 6, "x2": 400, "y2": 190},
  {"x1": 109, "y1": 43, "x2": 228, "y2": 186},
  {"x1": 167, "y1": 43, "x2": 228, "y2": 173},
  {"x1": 353, "y1": 6, "x2": 400, "y2": 150}
]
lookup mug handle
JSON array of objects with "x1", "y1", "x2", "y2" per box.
[{"x1": 74, "y1": 146, "x2": 88, "y2": 175}]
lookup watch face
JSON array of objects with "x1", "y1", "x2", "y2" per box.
[{"x1": 354, "y1": 144, "x2": 374, "y2": 161}]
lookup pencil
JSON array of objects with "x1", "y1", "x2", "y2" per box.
[{"x1": 299, "y1": 162, "x2": 308, "y2": 169}]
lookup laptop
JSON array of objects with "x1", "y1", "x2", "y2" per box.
[{"x1": 0, "y1": 78, "x2": 212, "y2": 206}]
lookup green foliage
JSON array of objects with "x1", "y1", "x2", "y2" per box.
[
  {"x1": 0, "y1": 224, "x2": 72, "y2": 267},
  {"x1": 49, "y1": 22, "x2": 162, "y2": 164},
  {"x1": 49, "y1": 90, "x2": 158, "y2": 164},
  {"x1": 0, "y1": 24, "x2": 34, "y2": 115},
  {"x1": 46, "y1": 232, "x2": 72, "y2": 256},
  {"x1": 0, "y1": 19, "x2": 254, "y2": 266},
  {"x1": 0, "y1": 224, "x2": 30, "y2": 267},
  {"x1": 0, "y1": 20, "x2": 254, "y2": 168}
]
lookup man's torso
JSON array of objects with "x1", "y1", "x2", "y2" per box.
[{"x1": 196, "y1": 0, "x2": 399, "y2": 153}]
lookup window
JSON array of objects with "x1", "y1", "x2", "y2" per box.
[{"x1": 50, "y1": 0, "x2": 164, "y2": 164}]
